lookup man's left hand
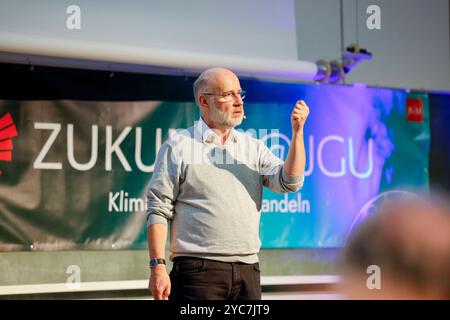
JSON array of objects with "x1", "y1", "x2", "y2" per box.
[{"x1": 291, "y1": 100, "x2": 309, "y2": 134}]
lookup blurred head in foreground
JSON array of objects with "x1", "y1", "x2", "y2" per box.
[{"x1": 341, "y1": 194, "x2": 450, "y2": 299}]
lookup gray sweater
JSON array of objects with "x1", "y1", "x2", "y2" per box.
[{"x1": 147, "y1": 118, "x2": 304, "y2": 263}]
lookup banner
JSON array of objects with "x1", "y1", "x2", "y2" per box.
[
  {"x1": 251, "y1": 87, "x2": 430, "y2": 248},
  {"x1": 0, "y1": 85, "x2": 430, "y2": 250}
]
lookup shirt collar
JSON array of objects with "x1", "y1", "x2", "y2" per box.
[{"x1": 196, "y1": 117, "x2": 238, "y2": 145}]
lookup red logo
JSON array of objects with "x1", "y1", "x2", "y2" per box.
[
  {"x1": 0, "y1": 113, "x2": 19, "y2": 174},
  {"x1": 406, "y1": 98, "x2": 424, "y2": 122}
]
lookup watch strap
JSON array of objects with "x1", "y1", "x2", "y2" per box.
[{"x1": 149, "y1": 258, "x2": 166, "y2": 268}]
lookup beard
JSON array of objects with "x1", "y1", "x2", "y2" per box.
[{"x1": 210, "y1": 104, "x2": 243, "y2": 128}]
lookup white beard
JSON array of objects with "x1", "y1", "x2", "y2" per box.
[{"x1": 210, "y1": 104, "x2": 243, "y2": 128}]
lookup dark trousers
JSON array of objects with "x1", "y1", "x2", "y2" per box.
[{"x1": 169, "y1": 257, "x2": 262, "y2": 300}]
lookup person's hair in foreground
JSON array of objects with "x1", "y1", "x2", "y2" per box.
[{"x1": 341, "y1": 192, "x2": 450, "y2": 299}]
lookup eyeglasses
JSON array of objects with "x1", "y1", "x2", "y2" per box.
[{"x1": 202, "y1": 90, "x2": 246, "y2": 102}]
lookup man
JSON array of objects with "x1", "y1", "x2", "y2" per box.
[{"x1": 147, "y1": 67, "x2": 309, "y2": 300}]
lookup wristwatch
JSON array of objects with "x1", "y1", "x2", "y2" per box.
[{"x1": 149, "y1": 258, "x2": 166, "y2": 268}]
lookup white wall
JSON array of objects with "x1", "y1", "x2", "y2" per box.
[
  {"x1": 0, "y1": 0, "x2": 449, "y2": 91},
  {"x1": 0, "y1": 0, "x2": 298, "y2": 60},
  {"x1": 295, "y1": 0, "x2": 450, "y2": 91},
  {"x1": 345, "y1": 0, "x2": 450, "y2": 92}
]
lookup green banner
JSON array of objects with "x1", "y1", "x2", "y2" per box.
[
  {"x1": 0, "y1": 86, "x2": 430, "y2": 250},
  {"x1": 0, "y1": 100, "x2": 198, "y2": 250}
]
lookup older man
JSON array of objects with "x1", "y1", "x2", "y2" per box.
[{"x1": 147, "y1": 67, "x2": 309, "y2": 300}]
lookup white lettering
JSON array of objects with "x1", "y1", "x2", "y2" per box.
[
  {"x1": 67, "y1": 124, "x2": 98, "y2": 171},
  {"x1": 66, "y1": 5, "x2": 81, "y2": 30},
  {"x1": 32, "y1": 123, "x2": 375, "y2": 179},
  {"x1": 108, "y1": 190, "x2": 146, "y2": 213},
  {"x1": 135, "y1": 127, "x2": 161, "y2": 172},
  {"x1": 304, "y1": 135, "x2": 314, "y2": 176},
  {"x1": 366, "y1": 5, "x2": 381, "y2": 30},
  {"x1": 105, "y1": 126, "x2": 132, "y2": 172},
  {"x1": 66, "y1": 264, "x2": 81, "y2": 289},
  {"x1": 180, "y1": 304, "x2": 214, "y2": 317},
  {"x1": 261, "y1": 193, "x2": 310, "y2": 214},
  {"x1": 34, "y1": 123, "x2": 62, "y2": 170},
  {"x1": 318, "y1": 135, "x2": 346, "y2": 177},
  {"x1": 349, "y1": 138, "x2": 373, "y2": 179},
  {"x1": 366, "y1": 264, "x2": 382, "y2": 289}
]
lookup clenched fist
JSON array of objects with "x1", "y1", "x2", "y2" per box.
[{"x1": 291, "y1": 100, "x2": 309, "y2": 133}]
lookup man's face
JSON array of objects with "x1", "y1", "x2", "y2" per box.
[{"x1": 203, "y1": 71, "x2": 244, "y2": 129}]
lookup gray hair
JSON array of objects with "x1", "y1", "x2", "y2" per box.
[
  {"x1": 193, "y1": 67, "x2": 234, "y2": 106},
  {"x1": 193, "y1": 71, "x2": 213, "y2": 106}
]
